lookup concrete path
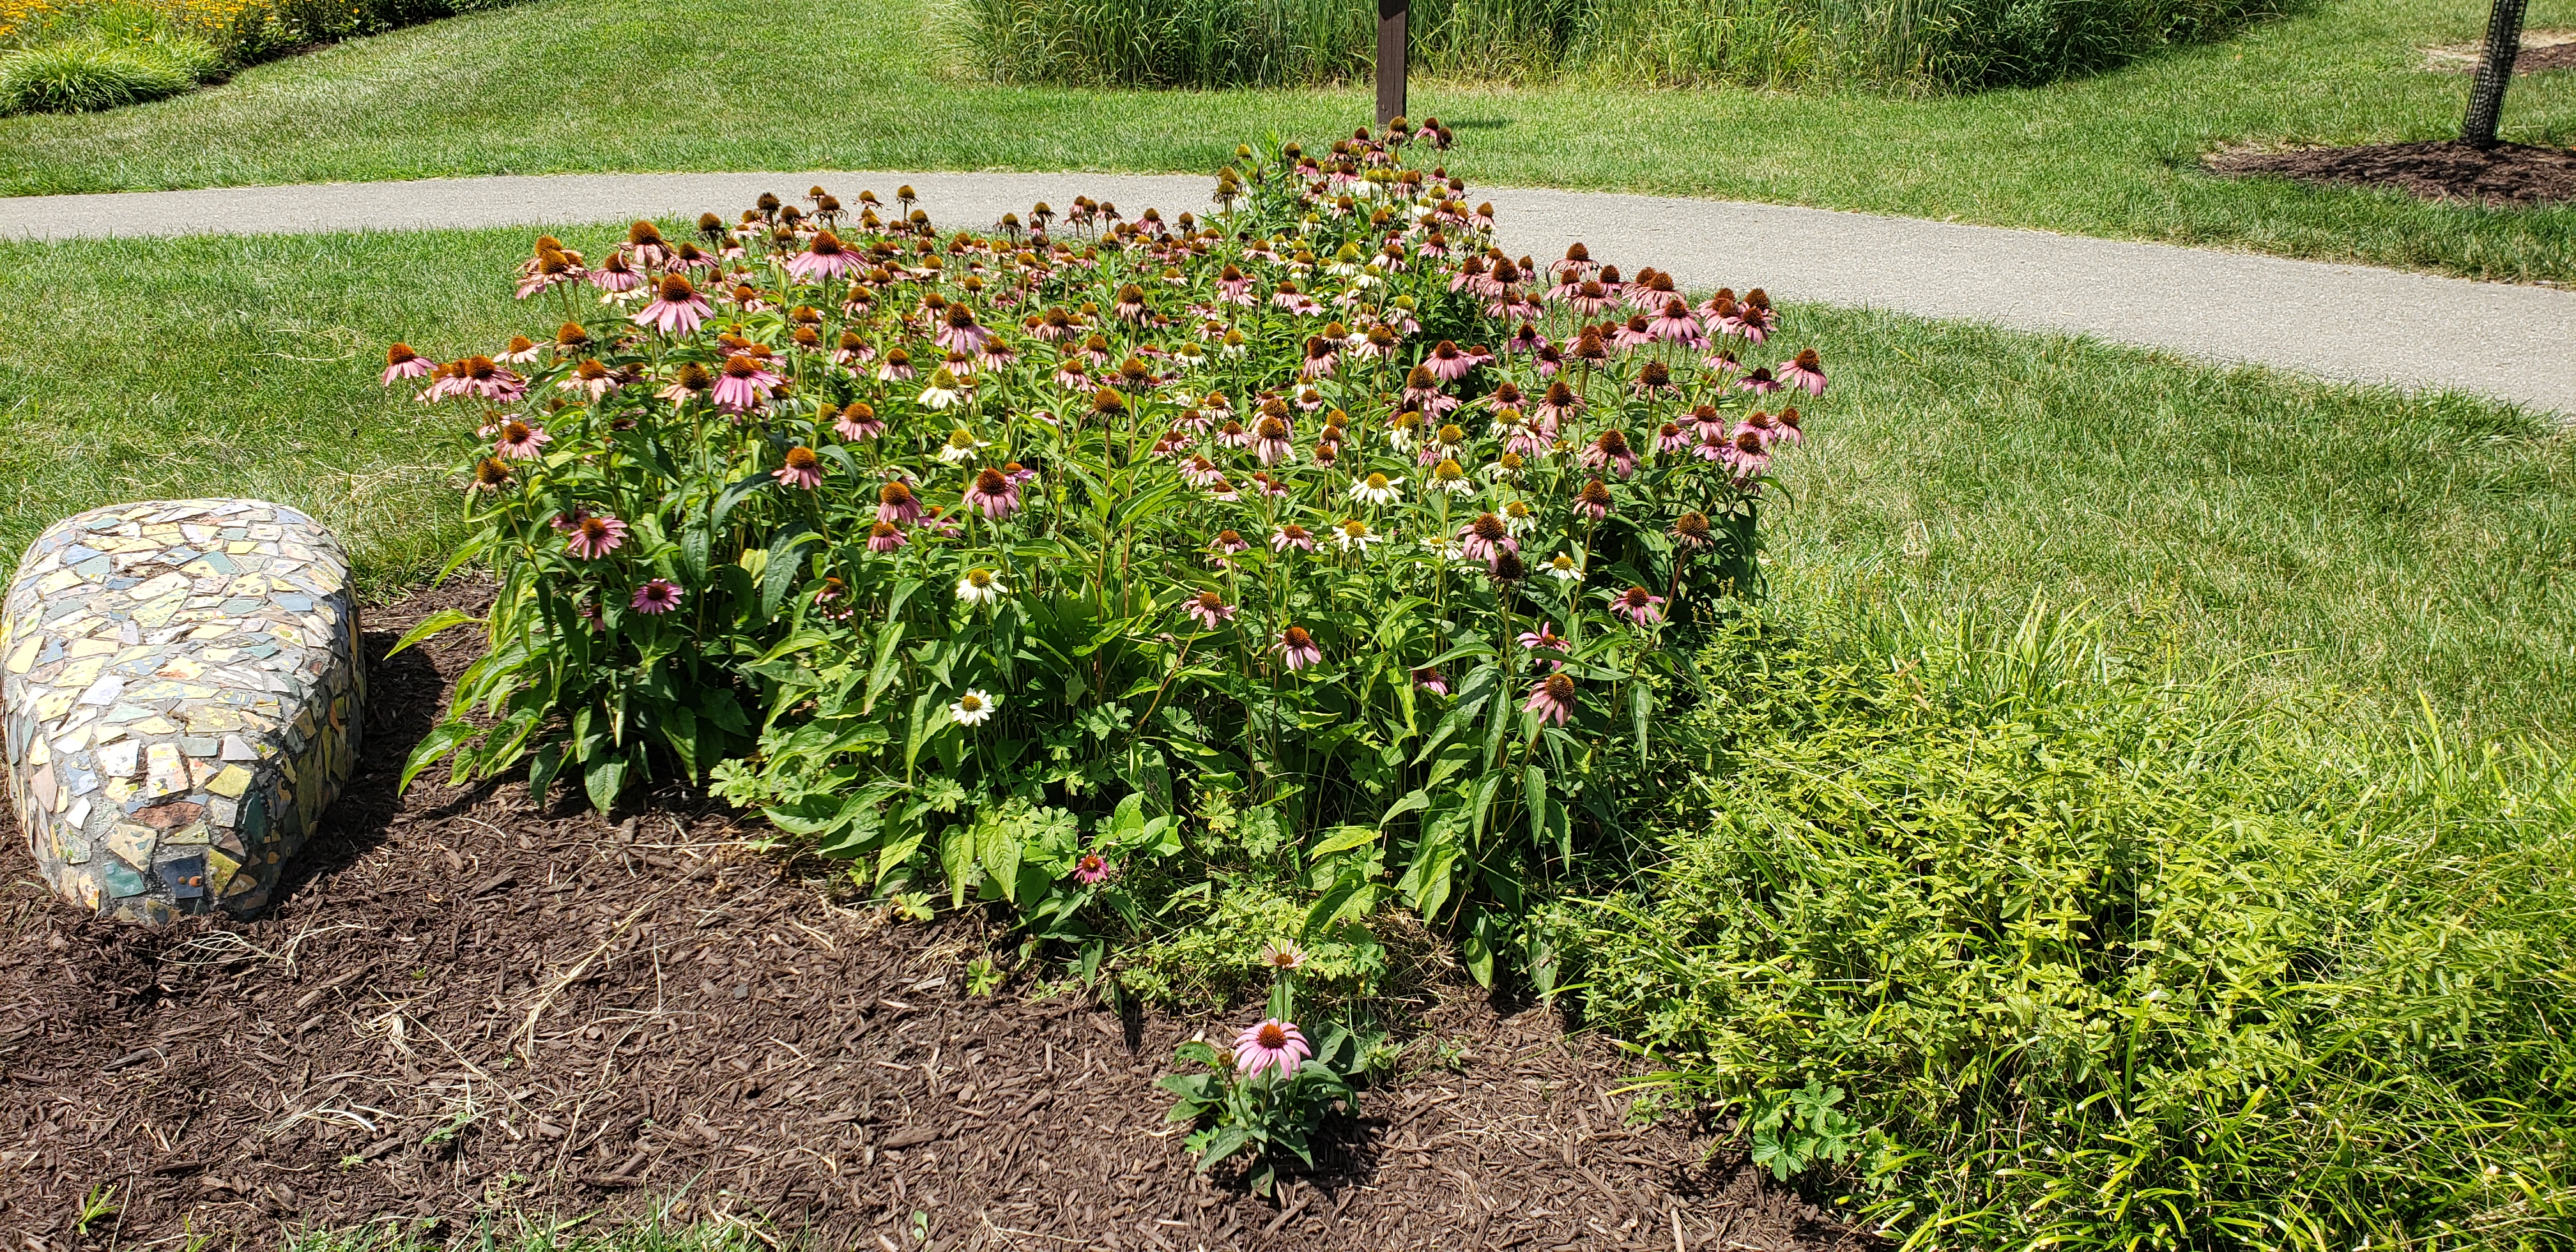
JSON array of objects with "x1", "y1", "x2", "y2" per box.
[{"x1": 5, "y1": 171, "x2": 2570, "y2": 414}]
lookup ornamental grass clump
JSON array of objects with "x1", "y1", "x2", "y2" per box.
[{"x1": 394, "y1": 127, "x2": 1829, "y2": 987}]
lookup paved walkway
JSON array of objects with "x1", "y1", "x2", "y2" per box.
[{"x1": 6, "y1": 171, "x2": 2570, "y2": 414}]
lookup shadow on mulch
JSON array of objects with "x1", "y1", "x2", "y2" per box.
[
  {"x1": 2205, "y1": 139, "x2": 2576, "y2": 208},
  {"x1": 0, "y1": 586, "x2": 1865, "y2": 1251}
]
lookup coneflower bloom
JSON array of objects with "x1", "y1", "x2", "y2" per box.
[
  {"x1": 590, "y1": 252, "x2": 643, "y2": 294},
  {"x1": 1273, "y1": 627, "x2": 1322, "y2": 671},
  {"x1": 1458, "y1": 513, "x2": 1518, "y2": 567},
  {"x1": 876, "y1": 479, "x2": 926, "y2": 526},
  {"x1": 878, "y1": 346, "x2": 917, "y2": 383},
  {"x1": 1738, "y1": 367, "x2": 1782, "y2": 395},
  {"x1": 382, "y1": 343, "x2": 434, "y2": 386},
  {"x1": 1775, "y1": 406, "x2": 1805, "y2": 445},
  {"x1": 774, "y1": 446, "x2": 824, "y2": 489},
  {"x1": 633, "y1": 275, "x2": 711, "y2": 336},
  {"x1": 631, "y1": 579, "x2": 684, "y2": 614},
  {"x1": 1234, "y1": 1018, "x2": 1310, "y2": 1080},
  {"x1": 1300, "y1": 335, "x2": 1339, "y2": 379},
  {"x1": 866, "y1": 521, "x2": 908, "y2": 552},
  {"x1": 1212, "y1": 529, "x2": 1250, "y2": 555},
  {"x1": 1423, "y1": 339, "x2": 1473, "y2": 382},
  {"x1": 493, "y1": 419, "x2": 551, "y2": 459},
  {"x1": 1271, "y1": 524, "x2": 1316, "y2": 554},
  {"x1": 1544, "y1": 553, "x2": 1582, "y2": 582},
  {"x1": 963, "y1": 466, "x2": 1022, "y2": 519},
  {"x1": 1778, "y1": 348, "x2": 1827, "y2": 395},
  {"x1": 786, "y1": 230, "x2": 855, "y2": 282},
  {"x1": 565, "y1": 512, "x2": 630, "y2": 560},
  {"x1": 450, "y1": 356, "x2": 526, "y2": 403},
  {"x1": 1259, "y1": 939, "x2": 1308, "y2": 971},
  {"x1": 1575, "y1": 478, "x2": 1614, "y2": 521},
  {"x1": 517, "y1": 249, "x2": 579, "y2": 298},
  {"x1": 933, "y1": 302, "x2": 990, "y2": 353},
  {"x1": 956, "y1": 567, "x2": 1005, "y2": 605},
  {"x1": 1072, "y1": 852, "x2": 1112, "y2": 885},
  {"x1": 712, "y1": 355, "x2": 782, "y2": 411},
  {"x1": 1519, "y1": 623, "x2": 1570, "y2": 652},
  {"x1": 1723, "y1": 429, "x2": 1773, "y2": 482},
  {"x1": 1582, "y1": 429, "x2": 1639, "y2": 479},
  {"x1": 1215, "y1": 420, "x2": 1252, "y2": 450},
  {"x1": 1610, "y1": 585, "x2": 1667, "y2": 625},
  {"x1": 1524, "y1": 671, "x2": 1579, "y2": 726},
  {"x1": 1655, "y1": 422, "x2": 1691, "y2": 455},
  {"x1": 1502, "y1": 500, "x2": 1540, "y2": 536},
  {"x1": 949, "y1": 689, "x2": 998, "y2": 726},
  {"x1": 1671, "y1": 511, "x2": 1716, "y2": 551},
  {"x1": 1252, "y1": 416, "x2": 1295, "y2": 466},
  {"x1": 1649, "y1": 298, "x2": 1702, "y2": 345},
  {"x1": 1335, "y1": 518, "x2": 1381, "y2": 551},
  {"x1": 1414, "y1": 667, "x2": 1450, "y2": 696},
  {"x1": 918, "y1": 367, "x2": 966, "y2": 410},
  {"x1": 835, "y1": 402, "x2": 885, "y2": 441},
  {"x1": 1183, "y1": 591, "x2": 1236, "y2": 630},
  {"x1": 470, "y1": 457, "x2": 511, "y2": 492},
  {"x1": 1348, "y1": 472, "x2": 1402, "y2": 506},
  {"x1": 1431, "y1": 458, "x2": 1473, "y2": 495},
  {"x1": 1535, "y1": 380, "x2": 1583, "y2": 425}
]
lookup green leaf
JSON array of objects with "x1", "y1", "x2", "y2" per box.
[
  {"x1": 582, "y1": 747, "x2": 628, "y2": 812},
  {"x1": 1630, "y1": 683, "x2": 1651, "y2": 756},
  {"x1": 1302, "y1": 875, "x2": 1361, "y2": 940},
  {"x1": 759, "y1": 524, "x2": 819, "y2": 617},
  {"x1": 940, "y1": 825, "x2": 976, "y2": 907},
  {"x1": 1309, "y1": 824, "x2": 1380, "y2": 860},
  {"x1": 387, "y1": 609, "x2": 479, "y2": 657},
  {"x1": 397, "y1": 722, "x2": 477, "y2": 794}
]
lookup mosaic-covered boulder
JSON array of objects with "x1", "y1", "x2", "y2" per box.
[{"x1": 3, "y1": 500, "x2": 362, "y2": 924}]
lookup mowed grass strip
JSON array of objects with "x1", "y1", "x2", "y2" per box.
[
  {"x1": 0, "y1": 226, "x2": 2565, "y2": 733},
  {"x1": 0, "y1": 0, "x2": 2570, "y2": 279}
]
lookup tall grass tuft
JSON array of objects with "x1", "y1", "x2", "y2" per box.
[
  {"x1": 954, "y1": 0, "x2": 2285, "y2": 91},
  {"x1": 0, "y1": 27, "x2": 208, "y2": 110},
  {"x1": 1579, "y1": 592, "x2": 2576, "y2": 1248}
]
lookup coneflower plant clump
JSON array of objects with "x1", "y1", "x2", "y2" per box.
[{"x1": 393, "y1": 124, "x2": 1830, "y2": 990}]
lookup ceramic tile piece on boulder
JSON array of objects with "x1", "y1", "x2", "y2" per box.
[{"x1": 1, "y1": 499, "x2": 365, "y2": 924}]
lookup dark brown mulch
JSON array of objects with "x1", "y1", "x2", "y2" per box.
[
  {"x1": 0, "y1": 586, "x2": 1862, "y2": 1251},
  {"x1": 2205, "y1": 139, "x2": 2576, "y2": 207}
]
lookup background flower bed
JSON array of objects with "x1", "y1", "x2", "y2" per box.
[
  {"x1": 0, "y1": 0, "x2": 516, "y2": 112},
  {"x1": 953, "y1": 0, "x2": 2285, "y2": 91}
]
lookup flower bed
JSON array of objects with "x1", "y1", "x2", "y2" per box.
[
  {"x1": 0, "y1": 0, "x2": 510, "y2": 113},
  {"x1": 391, "y1": 128, "x2": 1825, "y2": 1099}
]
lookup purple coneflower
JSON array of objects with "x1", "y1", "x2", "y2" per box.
[
  {"x1": 1212, "y1": 529, "x2": 1250, "y2": 556},
  {"x1": 1518, "y1": 623, "x2": 1569, "y2": 652},
  {"x1": 493, "y1": 419, "x2": 551, "y2": 460},
  {"x1": 1234, "y1": 1019, "x2": 1310, "y2": 1081},
  {"x1": 1423, "y1": 339, "x2": 1473, "y2": 382},
  {"x1": 835, "y1": 402, "x2": 885, "y2": 441},
  {"x1": 933, "y1": 302, "x2": 990, "y2": 353},
  {"x1": 566, "y1": 512, "x2": 630, "y2": 560},
  {"x1": 866, "y1": 521, "x2": 908, "y2": 552},
  {"x1": 1777, "y1": 348, "x2": 1827, "y2": 395},
  {"x1": 774, "y1": 447, "x2": 824, "y2": 489},
  {"x1": 1073, "y1": 853, "x2": 1112, "y2": 885},
  {"x1": 877, "y1": 480, "x2": 925, "y2": 525},
  {"x1": 1271, "y1": 524, "x2": 1316, "y2": 554},
  {"x1": 631, "y1": 579, "x2": 684, "y2": 614},
  {"x1": 1671, "y1": 512, "x2": 1715, "y2": 551},
  {"x1": 1581, "y1": 429, "x2": 1639, "y2": 480},
  {"x1": 877, "y1": 346, "x2": 917, "y2": 383},
  {"x1": 633, "y1": 274, "x2": 711, "y2": 337},
  {"x1": 1273, "y1": 627, "x2": 1322, "y2": 671},
  {"x1": 1610, "y1": 586, "x2": 1667, "y2": 626},
  {"x1": 1414, "y1": 667, "x2": 1450, "y2": 696},
  {"x1": 1575, "y1": 478, "x2": 1614, "y2": 521},
  {"x1": 786, "y1": 230, "x2": 855, "y2": 282},
  {"x1": 381, "y1": 343, "x2": 434, "y2": 386},
  {"x1": 1738, "y1": 367, "x2": 1782, "y2": 395},
  {"x1": 1525, "y1": 671, "x2": 1579, "y2": 727},
  {"x1": 1252, "y1": 416, "x2": 1295, "y2": 466},
  {"x1": 1723, "y1": 429, "x2": 1772, "y2": 482},
  {"x1": 713, "y1": 355, "x2": 782, "y2": 412},
  {"x1": 1458, "y1": 513, "x2": 1519, "y2": 567},
  {"x1": 590, "y1": 252, "x2": 643, "y2": 294},
  {"x1": 963, "y1": 466, "x2": 1022, "y2": 520},
  {"x1": 1183, "y1": 591, "x2": 1236, "y2": 630}
]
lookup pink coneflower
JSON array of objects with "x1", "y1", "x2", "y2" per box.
[
  {"x1": 876, "y1": 479, "x2": 924, "y2": 525},
  {"x1": 560, "y1": 358, "x2": 619, "y2": 401},
  {"x1": 1655, "y1": 422, "x2": 1691, "y2": 455},
  {"x1": 1777, "y1": 348, "x2": 1827, "y2": 395},
  {"x1": 1723, "y1": 429, "x2": 1773, "y2": 482},
  {"x1": 1072, "y1": 852, "x2": 1112, "y2": 885},
  {"x1": 1524, "y1": 671, "x2": 1579, "y2": 727},
  {"x1": 493, "y1": 419, "x2": 551, "y2": 459},
  {"x1": 1567, "y1": 280, "x2": 1612, "y2": 317},
  {"x1": 590, "y1": 251, "x2": 643, "y2": 294},
  {"x1": 1234, "y1": 1018, "x2": 1310, "y2": 1080},
  {"x1": 1413, "y1": 667, "x2": 1450, "y2": 696},
  {"x1": 1613, "y1": 314, "x2": 1655, "y2": 351},
  {"x1": 1535, "y1": 380, "x2": 1583, "y2": 426},
  {"x1": 382, "y1": 342, "x2": 434, "y2": 386},
  {"x1": 1271, "y1": 524, "x2": 1316, "y2": 554},
  {"x1": 1216, "y1": 420, "x2": 1252, "y2": 450},
  {"x1": 1671, "y1": 511, "x2": 1716, "y2": 551},
  {"x1": 631, "y1": 579, "x2": 684, "y2": 614},
  {"x1": 1738, "y1": 367, "x2": 1782, "y2": 395},
  {"x1": 450, "y1": 356, "x2": 526, "y2": 403},
  {"x1": 1252, "y1": 416, "x2": 1295, "y2": 466},
  {"x1": 1575, "y1": 478, "x2": 1613, "y2": 521},
  {"x1": 1775, "y1": 406, "x2": 1805, "y2": 445},
  {"x1": 566, "y1": 512, "x2": 630, "y2": 560},
  {"x1": 1518, "y1": 623, "x2": 1570, "y2": 653},
  {"x1": 1216, "y1": 264, "x2": 1254, "y2": 305},
  {"x1": 1551, "y1": 241, "x2": 1594, "y2": 278},
  {"x1": 1273, "y1": 627, "x2": 1322, "y2": 671},
  {"x1": 963, "y1": 466, "x2": 1022, "y2": 519},
  {"x1": 834, "y1": 401, "x2": 885, "y2": 441},
  {"x1": 633, "y1": 274, "x2": 711, "y2": 336},
  {"x1": 1423, "y1": 339, "x2": 1473, "y2": 382},
  {"x1": 785, "y1": 230, "x2": 856, "y2": 282},
  {"x1": 1212, "y1": 529, "x2": 1250, "y2": 555},
  {"x1": 1183, "y1": 590, "x2": 1236, "y2": 630},
  {"x1": 1610, "y1": 585, "x2": 1667, "y2": 626},
  {"x1": 1649, "y1": 298, "x2": 1703, "y2": 345},
  {"x1": 1180, "y1": 455, "x2": 1224, "y2": 489},
  {"x1": 877, "y1": 346, "x2": 916, "y2": 383},
  {"x1": 933, "y1": 302, "x2": 991, "y2": 353},
  {"x1": 1581, "y1": 429, "x2": 1639, "y2": 480},
  {"x1": 866, "y1": 521, "x2": 908, "y2": 552},
  {"x1": 713, "y1": 355, "x2": 783, "y2": 412},
  {"x1": 1457, "y1": 513, "x2": 1519, "y2": 567},
  {"x1": 774, "y1": 446, "x2": 824, "y2": 489},
  {"x1": 517, "y1": 250, "x2": 579, "y2": 298},
  {"x1": 1300, "y1": 335, "x2": 1339, "y2": 379}
]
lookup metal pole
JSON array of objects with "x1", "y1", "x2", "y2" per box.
[
  {"x1": 2462, "y1": 0, "x2": 2527, "y2": 150},
  {"x1": 1376, "y1": 0, "x2": 1408, "y2": 128}
]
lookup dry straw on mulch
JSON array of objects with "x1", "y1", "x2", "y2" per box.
[{"x1": 0, "y1": 586, "x2": 1862, "y2": 1251}]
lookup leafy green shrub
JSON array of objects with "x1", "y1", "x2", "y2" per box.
[
  {"x1": 955, "y1": 0, "x2": 2284, "y2": 91},
  {"x1": 1582, "y1": 598, "x2": 2576, "y2": 1247},
  {"x1": 0, "y1": 28, "x2": 208, "y2": 111},
  {"x1": 393, "y1": 131, "x2": 1832, "y2": 993}
]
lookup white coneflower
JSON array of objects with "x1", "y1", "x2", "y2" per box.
[
  {"x1": 949, "y1": 689, "x2": 998, "y2": 726},
  {"x1": 936, "y1": 428, "x2": 989, "y2": 464},
  {"x1": 1501, "y1": 499, "x2": 1540, "y2": 536},
  {"x1": 918, "y1": 367, "x2": 965, "y2": 410},
  {"x1": 1484, "y1": 452, "x2": 1526, "y2": 482},
  {"x1": 1334, "y1": 519, "x2": 1382, "y2": 552},
  {"x1": 956, "y1": 567, "x2": 1005, "y2": 605},
  {"x1": 1544, "y1": 553, "x2": 1583, "y2": 582},
  {"x1": 1430, "y1": 458, "x2": 1475, "y2": 496},
  {"x1": 1346, "y1": 472, "x2": 1403, "y2": 507}
]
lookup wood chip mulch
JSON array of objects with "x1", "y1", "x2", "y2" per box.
[
  {"x1": 2205, "y1": 139, "x2": 2576, "y2": 207},
  {"x1": 0, "y1": 585, "x2": 1864, "y2": 1251}
]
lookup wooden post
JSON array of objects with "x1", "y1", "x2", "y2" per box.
[
  {"x1": 2462, "y1": 0, "x2": 2527, "y2": 149},
  {"x1": 1376, "y1": 0, "x2": 1408, "y2": 129}
]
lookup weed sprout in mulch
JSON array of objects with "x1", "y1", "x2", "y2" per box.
[{"x1": 383, "y1": 123, "x2": 1832, "y2": 1184}]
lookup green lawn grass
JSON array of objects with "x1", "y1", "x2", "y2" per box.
[
  {"x1": 3, "y1": 225, "x2": 2566, "y2": 736},
  {"x1": 0, "y1": 0, "x2": 2572, "y2": 280}
]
